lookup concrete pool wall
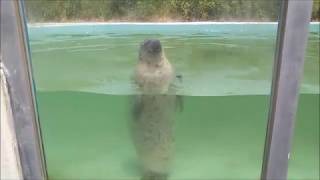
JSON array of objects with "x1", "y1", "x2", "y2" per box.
[{"x1": 0, "y1": 64, "x2": 23, "y2": 179}]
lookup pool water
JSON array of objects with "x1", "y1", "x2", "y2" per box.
[{"x1": 28, "y1": 24, "x2": 319, "y2": 179}]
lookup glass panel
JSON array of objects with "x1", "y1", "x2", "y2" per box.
[
  {"x1": 287, "y1": 17, "x2": 320, "y2": 180},
  {"x1": 23, "y1": 0, "x2": 297, "y2": 179}
]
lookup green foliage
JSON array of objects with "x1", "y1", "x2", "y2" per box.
[
  {"x1": 313, "y1": 0, "x2": 320, "y2": 21},
  {"x1": 24, "y1": 0, "x2": 319, "y2": 22}
]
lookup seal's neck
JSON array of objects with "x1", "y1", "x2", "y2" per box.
[{"x1": 140, "y1": 53, "x2": 165, "y2": 67}]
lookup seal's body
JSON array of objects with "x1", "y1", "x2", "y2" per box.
[{"x1": 131, "y1": 39, "x2": 177, "y2": 180}]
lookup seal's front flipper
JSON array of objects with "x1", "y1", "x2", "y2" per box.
[
  {"x1": 176, "y1": 95, "x2": 184, "y2": 112},
  {"x1": 176, "y1": 74, "x2": 183, "y2": 83},
  {"x1": 132, "y1": 96, "x2": 144, "y2": 121},
  {"x1": 173, "y1": 73, "x2": 183, "y2": 113}
]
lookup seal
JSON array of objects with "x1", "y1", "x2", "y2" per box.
[{"x1": 131, "y1": 39, "x2": 180, "y2": 180}]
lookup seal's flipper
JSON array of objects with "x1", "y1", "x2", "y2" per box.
[
  {"x1": 132, "y1": 96, "x2": 144, "y2": 121},
  {"x1": 176, "y1": 95, "x2": 184, "y2": 112},
  {"x1": 176, "y1": 74, "x2": 183, "y2": 83},
  {"x1": 173, "y1": 74, "x2": 184, "y2": 112}
]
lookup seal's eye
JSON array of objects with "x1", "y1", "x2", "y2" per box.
[{"x1": 144, "y1": 39, "x2": 162, "y2": 54}]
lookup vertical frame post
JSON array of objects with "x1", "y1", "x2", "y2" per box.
[
  {"x1": 261, "y1": 0, "x2": 313, "y2": 179},
  {"x1": 1, "y1": 0, "x2": 47, "y2": 179}
]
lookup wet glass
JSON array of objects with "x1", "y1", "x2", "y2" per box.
[{"x1": 23, "y1": 0, "x2": 319, "y2": 179}]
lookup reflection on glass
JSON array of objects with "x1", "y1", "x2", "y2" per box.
[{"x1": 24, "y1": 0, "x2": 319, "y2": 179}]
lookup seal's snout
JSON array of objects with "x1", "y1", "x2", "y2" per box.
[{"x1": 144, "y1": 39, "x2": 162, "y2": 54}]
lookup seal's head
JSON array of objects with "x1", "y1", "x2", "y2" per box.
[
  {"x1": 134, "y1": 39, "x2": 174, "y2": 94},
  {"x1": 139, "y1": 39, "x2": 164, "y2": 64}
]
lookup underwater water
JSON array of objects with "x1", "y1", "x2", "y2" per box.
[{"x1": 28, "y1": 23, "x2": 319, "y2": 179}]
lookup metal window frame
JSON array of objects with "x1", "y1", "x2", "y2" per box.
[
  {"x1": 261, "y1": 0, "x2": 314, "y2": 179},
  {"x1": 0, "y1": 0, "x2": 314, "y2": 179},
  {"x1": 1, "y1": 0, "x2": 47, "y2": 179}
]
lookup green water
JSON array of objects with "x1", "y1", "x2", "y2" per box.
[
  {"x1": 36, "y1": 92, "x2": 318, "y2": 179},
  {"x1": 28, "y1": 24, "x2": 319, "y2": 179}
]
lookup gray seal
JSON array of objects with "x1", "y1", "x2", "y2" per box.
[{"x1": 131, "y1": 39, "x2": 181, "y2": 180}]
